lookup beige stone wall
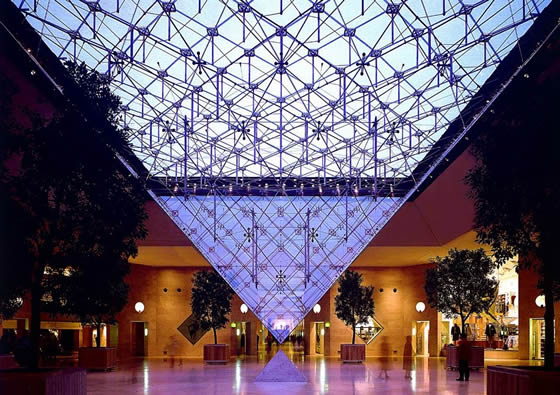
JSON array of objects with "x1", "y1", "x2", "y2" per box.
[
  {"x1": 517, "y1": 268, "x2": 560, "y2": 360},
  {"x1": 117, "y1": 265, "x2": 262, "y2": 359},
  {"x1": 119, "y1": 264, "x2": 440, "y2": 359},
  {"x1": 325, "y1": 265, "x2": 439, "y2": 357}
]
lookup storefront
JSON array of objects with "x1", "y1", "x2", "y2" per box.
[{"x1": 447, "y1": 259, "x2": 519, "y2": 355}]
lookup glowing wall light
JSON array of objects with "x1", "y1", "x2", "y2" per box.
[
  {"x1": 535, "y1": 295, "x2": 545, "y2": 308},
  {"x1": 313, "y1": 304, "x2": 321, "y2": 314},
  {"x1": 134, "y1": 302, "x2": 144, "y2": 313},
  {"x1": 415, "y1": 302, "x2": 426, "y2": 313},
  {"x1": 240, "y1": 303, "x2": 248, "y2": 314}
]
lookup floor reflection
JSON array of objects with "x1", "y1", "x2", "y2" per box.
[{"x1": 87, "y1": 355, "x2": 542, "y2": 394}]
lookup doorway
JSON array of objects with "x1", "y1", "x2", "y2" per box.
[
  {"x1": 231, "y1": 321, "x2": 251, "y2": 355},
  {"x1": 530, "y1": 318, "x2": 545, "y2": 360},
  {"x1": 412, "y1": 321, "x2": 430, "y2": 356},
  {"x1": 131, "y1": 322, "x2": 147, "y2": 357},
  {"x1": 314, "y1": 322, "x2": 325, "y2": 355}
]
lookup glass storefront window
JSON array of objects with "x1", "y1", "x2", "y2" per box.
[{"x1": 451, "y1": 257, "x2": 519, "y2": 350}]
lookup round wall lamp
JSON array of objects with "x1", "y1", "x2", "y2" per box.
[
  {"x1": 416, "y1": 302, "x2": 426, "y2": 313},
  {"x1": 240, "y1": 303, "x2": 248, "y2": 314},
  {"x1": 325, "y1": 322, "x2": 331, "y2": 328},
  {"x1": 535, "y1": 295, "x2": 545, "y2": 308},
  {"x1": 313, "y1": 304, "x2": 321, "y2": 314},
  {"x1": 134, "y1": 302, "x2": 145, "y2": 313}
]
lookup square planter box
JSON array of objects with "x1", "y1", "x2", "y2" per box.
[
  {"x1": 340, "y1": 344, "x2": 365, "y2": 363},
  {"x1": 0, "y1": 354, "x2": 18, "y2": 369},
  {"x1": 0, "y1": 368, "x2": 86, "y2": 395},
  {"x1": 487, "y1": 366, "x2": 560, "y2": 395},
  {"x1": 446, "y1": 345, "x2": 484, "y2": 370},
  {"x1": 203, "y1": 344, "x2": 230, "y2": 364},
  {"x1": 78, "y1": 347, "x2": 117, "y2": 371}
]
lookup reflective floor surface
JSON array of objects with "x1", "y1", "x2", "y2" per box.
[{"x1": 87, "y1": 355, "x2": 542, "y2": 395}]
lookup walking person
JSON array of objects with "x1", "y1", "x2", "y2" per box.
[
  {"x1": 456, "y1": 333, "x2": 472, "y2": 381},
  {"x1": 402, "y1": 336, "x2": 413, "y2": 380}
]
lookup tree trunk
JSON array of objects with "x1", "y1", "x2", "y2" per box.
[
  {"x1": 460, "y1": 315, "x2": 466, "y2": 336},
  {"x1": 30, "y1": 275, "x2": 42, "y2": 370},
  {"x1": 213, "y1": 327, "x2": 217, "y2": 345},
  {"x1": 96, "y1": 323, "x2": 101, "y2": 348},
  {"x1": 543, "y1": 262, "x2": 554, "y2": 369},
  {"x1": 352, "y1": 323, "x2": 356, "y2": 345}
]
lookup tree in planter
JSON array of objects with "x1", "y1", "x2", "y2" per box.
[
  {"x1": 424, "y1": 248, "x2": 498, "y2": 334},
  {"x1": 465, "y1": 47, "x2": 560, "y2": 369},
  {"x1": 0, "y1": 62, "x2": 147, "y2": 368},
  {"x1": 334, "y1": 270, "x2": 375, "y2": 344},
  {"x1": 191, "y1": 270, "x2": 234, "y2": 344}
]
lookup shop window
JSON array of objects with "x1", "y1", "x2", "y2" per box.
[{"x1": 450, "y1": 258, "x2": 519, "y2": 350}]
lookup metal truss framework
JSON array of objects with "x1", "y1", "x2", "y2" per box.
[{"x1": 16, "y1": 0, "x2": 553, "y2": 342}]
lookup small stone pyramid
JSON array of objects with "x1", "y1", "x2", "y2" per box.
[{"x1": 254, "y1": 350, "x2": 307, "y2": 382}]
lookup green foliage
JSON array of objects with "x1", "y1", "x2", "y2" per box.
[
  {"x1": 0, "y1": 61, "x2": 147, "y2": 362},
  {"x1": 191, "y1": 270, "x2": 234, "y2": 344},
  {"x1": 464, "y1": 68, "x2": 560, "y2": 294},
  {"x1": 424, "y1": 248, "x2": 497, "y2": 332},
  {"x1": 464, "y1": 42, "x2": 560, "y2": 368},
  {"x1": 334, "y1": 270, "x2": 375, "y2": 344}
]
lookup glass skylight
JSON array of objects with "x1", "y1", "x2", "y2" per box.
[{"x1": 15, "y1": 0, "x2": 553, "y2": 342}]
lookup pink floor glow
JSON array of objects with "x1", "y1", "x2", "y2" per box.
[{"x1": 86, "y1": 354, "x2": 542, "y2": 394}]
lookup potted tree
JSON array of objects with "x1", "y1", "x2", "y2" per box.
[
  {"x1": 424, "y1": 248, "x2": 497, "y2": 370},
  {"x1": 191, "y1": 270, "x2": 234, "y2": 363},
  {"x1": 334, "y1": 270, "x2": 375, "y2": 363},
  {"x1": 464, "y1": 7, "x2": 560, "y2": 389},
  {"x1": 0, "y1": 48, "x2": 146, "y2": 395}
]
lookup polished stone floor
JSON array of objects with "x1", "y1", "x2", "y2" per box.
[{"x1": 87, "y1": 354, "x2": 542, "y2": 395}]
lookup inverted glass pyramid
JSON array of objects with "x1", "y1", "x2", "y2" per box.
[
  {"x1": 16, "y1": 0, "x2": 552, "y2": 342},
  {"x1": 159, "y1": 194, "x2": 398, "y2": 341}
]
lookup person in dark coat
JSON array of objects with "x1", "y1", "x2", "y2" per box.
[
  {"x1": 451, "y1": 323, "x2": 461, "y2": 344},
  {"x1": 456, "y1": 333, "x2": 472, "y2": 381},
  {"x1": 485, "y1": 323, "x2": 496, "y2": 348}
]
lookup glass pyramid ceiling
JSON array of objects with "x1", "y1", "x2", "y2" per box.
[{"x1": 15, "y1": 0, "x2": 552, "y2": 342}]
